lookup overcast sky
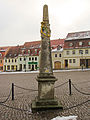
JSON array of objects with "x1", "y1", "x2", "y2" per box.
[{"x1": 0, "y1": 0, "x2": 90, "y2": 46}]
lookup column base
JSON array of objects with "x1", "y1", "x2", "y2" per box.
[{"x1": 31, "y1": 98, "x2": 63, "y2": 112}]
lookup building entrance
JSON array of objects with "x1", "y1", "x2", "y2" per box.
[{"x1": 65, "y1": 60, "x2": 68, "y2": 68}]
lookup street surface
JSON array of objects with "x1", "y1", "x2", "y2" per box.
[{"x1": 0, "y1": 70, "x2": 90, "y2": 120}]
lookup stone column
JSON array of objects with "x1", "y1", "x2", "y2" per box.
[{"x1": 31, "y1": 4, "x2": 62, "y2": 111}]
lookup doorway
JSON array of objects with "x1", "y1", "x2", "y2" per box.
[
  {"x1": 65, "y1": 60, "x2": 68, "y2": 68},
  {"x1": 54, "y1": 61, "x2": 61, "y2": 69}
]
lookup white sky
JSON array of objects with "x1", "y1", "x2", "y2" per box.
[{"x1": 0, "y1": 0, "x2": 90, "y2": 46}]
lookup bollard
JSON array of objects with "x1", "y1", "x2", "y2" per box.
[
  {"x1": 12, "y1": 83, "x2": 14, "y2": 100},
  {"x1": 69, "y1": 79, "x2": 72, "y2": 95}
]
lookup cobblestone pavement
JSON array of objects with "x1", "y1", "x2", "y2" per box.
[{"x1": 0, "y1": 71, "x2": 90, "y2": 120}]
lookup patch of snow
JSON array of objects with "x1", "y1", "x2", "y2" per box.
[{"x1": 51, "y1": 116, "x2": 77, "y2": 120}]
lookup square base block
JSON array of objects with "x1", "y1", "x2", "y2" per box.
[{"x1": 31, "y1": 98, "x2": 63, "y2": 112}]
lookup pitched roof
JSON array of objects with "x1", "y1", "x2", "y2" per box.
[
  {"x1": 5, "y1": 46, "x2": 21, "y2": 58},
  {"x1": 66, "y1": 31, "x2": 90, "y2": 40},
  {"x1": 24, "y1": 39, "x2": 65, "y2": 48},
  {"x1": 0, "y1": 46, "x2": 10, "y2": 51}
]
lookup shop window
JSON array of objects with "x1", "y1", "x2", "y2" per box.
[
  {"x1": 23, "y1": 64, "x2": 26, "y2": 69},
  {"x1": 7, "y1": 65, "x2": 10, "y2": 70},
  {"x1": 28, "y1": 64, "x2": 31, "y2": 69},
  {"x1": 11, "y1": 66, "x2": 14, "y2": 70}
]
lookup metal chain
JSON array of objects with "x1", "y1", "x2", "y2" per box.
[
  {"x1": 0, "y1": 99, "x2": 89, "y2": 113},
  {"x1": 54, "y1": 81, "x2": 68, "y2": 88},
  {"x1": 14, "y1": 84, "x2": 38, "y2": 92},
  {"x1": 63, "y1": 99, "x2": 90, "y2": 111},
  {"x1": 0, "y1": 89, "x2": 12, "y2": 104},
  {"x1": 0, "y1": 103, "x2": 31, "y2": 113},
  {"x1": 72, "y1": 83, "x2": 90, "y2": 95}
]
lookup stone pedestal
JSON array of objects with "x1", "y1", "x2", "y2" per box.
[{"x1": 31, "y1": 76, "x2": 63, "y2": 112}]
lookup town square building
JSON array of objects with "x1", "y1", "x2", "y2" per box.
[{"x1": 63, "y1": 31, "x2": 90, "y2": 69}]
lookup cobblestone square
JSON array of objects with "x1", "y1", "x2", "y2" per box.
[{"x1": 0, "y1": 70, "x2": 90, "y2": 120}]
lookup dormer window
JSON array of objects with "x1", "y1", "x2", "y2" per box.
[
  {"x1": 14, "y1": 54, "x2": 17, "y2": 56},
  {"x1": 88, "y1": 42, "x2": 90, "y2": 45},
  {"x1": 79, "y1": 42, "x2": 82, "y2": 46},
  {"x1": 28, "y1": 50, "x2": 30, "y2": 54},
  {"x1": 9, "y1": 54, "x2": 11, "y2": 57},
  {"x1": 57, "y1": 45, "x2": 62, "y2": 50},
  {"x1": 69, "y1": 43, "x2": 73, "y2": 47},
  {"x1": 0, "y1": 53, "x2": 2, "y2": 57}
]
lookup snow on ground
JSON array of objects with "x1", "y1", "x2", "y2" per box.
[
  {"x1": 51, "y1": 116, "x2": 77, "y2": 120},
  {"x1": 0, "y1": 68, "x2": 90, "y2": 74}
]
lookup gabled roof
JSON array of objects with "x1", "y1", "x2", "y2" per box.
[
  {"x1": 5, "y1": 46, "x2": 21, "y2": 58},
  {"x1": 66, "y1": 31, "x2": 90, "y2": 40}
]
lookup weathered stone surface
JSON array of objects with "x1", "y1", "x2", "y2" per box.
[{"x1": 31, "y1": 4, "x2": 61, "y2": 111}]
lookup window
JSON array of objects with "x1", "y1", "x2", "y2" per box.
[
  {"x1": 32, "y1": 57, "x2": 34, "y2": 60},
  {"x1": 23, "y1": 64, "x2": 26, "y2": 69},
  {"x1": 85, "y1": 50, "x2": 88, "y2": 54},
  {"x1": 69, "y1": 43, "x2": 73, "y2": 47},
  {"x1": 35, "y1": 57, "x2": 37, "y2": 61},
  {"x1": 29, "y1": 57, "x2": 31, "y2": 61},
  {"x1": 0, "y1": 53, "x2": 2, "y2": 56},
  {"x1": 79, "y1": 50, "x2": 83, "y2": 54},
  {"x1": 72, "y1": 50, "x2": 75, "y2": 54},
  {"x1": 0, "y1": 66, "x2": 3, "y2": 70},
  {"x1": 15, "y1": 59, "x2": 17, "y2": 62},
  {"x1": 28, "y1": 64, "x2": 31, "y2": 69},
  {"x1": 12, "y1": 59, "x2": 13, "y2": 62},
  {"x1": 55, "y1": 54, "x2": 57, "y2": 57},
  {"x1": 20, "y1": 58, "x2": 22, "y2": 61},
  {"x1": 11, "y1": 65, "x2": 14, "y2": 70},
  {"x1": 66, "y1": 51, "x2": 69, "y2": 55},
  {"x1": 73, "y1": 59, "x2": 76, "y2": 63},
  {"x1": 0, "y1": 60, "x2": 2, "y2": 63},
  {"x1": 9, "y1": 59, "x2": 10, "y2": 62},
  {"x1": 5, "y1": 59, "x2": 7, "y2": 63},
  {"x1": 7, "y1": 65, "x2": 10, "y2": 70},
  {"x1": 24, "y1": 58, "x2": 26, "y2": 61},
  {"x1": 88, "y1": 42, "x2": 90, "y2": 45},
  {"x1": 69, "y1": 59, "x2": 72, "y2": 63},
  {"x1": 35, "y1": 49, "x2": 37, "y2": 54},
  {"x1": 35, "y1": 65, "x2": 37, "y2": 70},
  {"x1": 79, "y1": 42, "x2": 83, "y2": 46},
  {"x1": 28, "y1": 50, "x2": 30, "y2": 54},
  {"x1": 59, "y1": 54, "x2": 61, "y2": 57}
]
